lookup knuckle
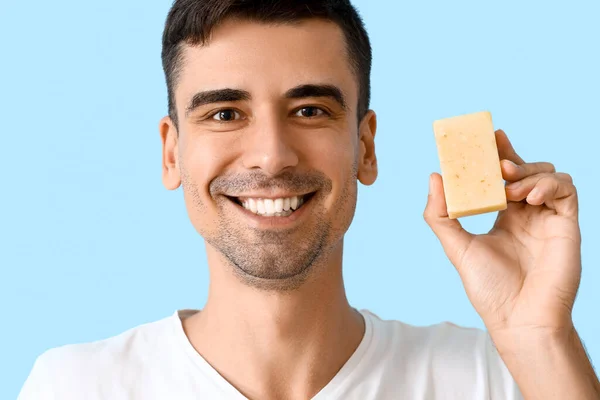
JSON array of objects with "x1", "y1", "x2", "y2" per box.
[
  {"x1": 528, "y1": 173, "x2": 554, "y2": 187},
  {"x1": 539, "y1": 173, "x2": 558, "y2": 183},
  {"x1": 423, "y1": 208, "x2": 431, "y2": 222},
  {"x1": 557, "y1": 172, "x2": 574, "y2": 183},
  {"x1": 546, "y1": 162, "x2": 557, "y2": 173},
  {"x1": 543, "y1": 176, "x2": 560, "y2": 193},
  {"x1": 423, "y1": 206, "x2": 440, "y2": 225},
  {"x1": 527, "y1": 161, "x2": 555, "y2": 174},
  {"x1": 565, "y1": 180, "x2": 577, "y2": 193},
  {"x1": 423, "y1": 212, "x2": 436, "y2": 225}
]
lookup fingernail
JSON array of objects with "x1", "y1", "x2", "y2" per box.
[
  {"x1": 504, "y1": 159, "x2": 519, "y2": 168},
  {"x1": 428, "y1": 175, "x2": 433, "y2": 195},
  {"x1": 529, "y1": 187, "x2": 541, "y2": 200}
]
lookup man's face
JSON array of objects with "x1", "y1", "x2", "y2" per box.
[{"x1": 161, "y1": 18, "x2": 377, "y2": 289}]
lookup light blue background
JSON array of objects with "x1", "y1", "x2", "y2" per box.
[{"x1": 1, "y1": 0, "x2": 599, "y2": 397}]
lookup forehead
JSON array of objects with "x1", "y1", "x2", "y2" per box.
[{"x1": 176, "y1": 18, "x2": 358, "y2": 107}]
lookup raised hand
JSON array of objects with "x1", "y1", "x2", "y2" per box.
[{"x1": 424, "y1": 129, "x2": 581, "y2": 336}]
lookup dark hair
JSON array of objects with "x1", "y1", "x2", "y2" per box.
[{"x1": 161, "y1": 0, "x2": 372, "y2": 128}]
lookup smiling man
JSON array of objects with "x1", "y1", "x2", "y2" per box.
[{"x1": 19, "y1": 1, "x2": 600, "y2": 399}]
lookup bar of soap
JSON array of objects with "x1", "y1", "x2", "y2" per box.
[{"x1": 433, "y1": 111, "x2": 507, "y2": 219}]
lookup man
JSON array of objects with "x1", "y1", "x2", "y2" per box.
[{"x1": 19, "y1": 0, "x2": 600, "y2": 399}]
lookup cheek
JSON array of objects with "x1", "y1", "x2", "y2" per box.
[
  {"x1": 305, "y1": 131, "x2": 358, "y2": 210},
  {"x1": 181, "y1": 132, "x2": 240, "y2": 193},
  {"x1": 179, "y1": 133, "x2": 240, "y2": 230}
]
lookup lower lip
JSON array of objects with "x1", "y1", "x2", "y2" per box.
[{"x1": 228, "y1": 196, "x2": 314, "y2": 229}]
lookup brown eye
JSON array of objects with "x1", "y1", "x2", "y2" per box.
[
  {"x1": 212, "y1": 109, "x2": 240, "y2": 122},
  {"x1": 296, "y1": 107, "x2": 325, "y2": 118}
]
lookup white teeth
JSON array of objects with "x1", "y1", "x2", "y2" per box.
[
  {"x1": 256, "y1": 200, "x2": 266, "y2": 215},
  {"x1": 248, "y1": 198, "x2": 257, "y2": 214},
  {"x1": 239, "y1": 195, "x2": 307, "y2": 216},
  {"x1": 264, "y1": 199, "x2": 275, "y2": 215},
  {"x1": 274, "y1": 198, "x2": 284, "y2": 213}
]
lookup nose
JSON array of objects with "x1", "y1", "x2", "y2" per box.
[{"x1": 241, "y1": 115, "x2": 299, "y2": 176}]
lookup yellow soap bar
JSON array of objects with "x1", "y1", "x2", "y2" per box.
[{"x1": 433, "y1": 111, "x2": 507, "y2": 219}]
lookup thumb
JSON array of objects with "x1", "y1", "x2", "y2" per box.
[{"x1": 423, "y1": 173, "x2": 473, "y2": 268}]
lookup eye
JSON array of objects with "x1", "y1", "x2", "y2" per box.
[
  {"x1": 211, "y1": 109, "x2": 242, "y2": 122},
  {"x1": 295, "y1": 107, "x2": 328, "y2": 118}
]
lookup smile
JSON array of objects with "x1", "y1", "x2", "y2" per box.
[{"x1": 227, "y1": 193, "x2": 316, "y2": 218}]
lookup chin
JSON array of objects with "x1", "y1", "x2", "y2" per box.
[{"x1": 222, "y1": 240, "x2": 328, "y2": 291}]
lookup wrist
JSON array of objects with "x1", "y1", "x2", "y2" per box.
[
  {"x1": 489, "y1": 324, "x2": 600, "y2": 400},
  {"x1": 489, "y1": 324, "x2": 575, "y2": 358}
]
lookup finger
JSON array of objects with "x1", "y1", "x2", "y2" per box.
[
  {"x1": 505, "y1": 173, "x2": 578, "y2": 217},
  {"x1": 495, "y1": 129, "x2": 525, "y2": 165},
  {"x1": 556, "y1": 172, "x2": 574, "y2": 184},
  {"x1": 527, "y1": 176, "x2": 578, "y2": 218},
  {"x1": 501, "y1": 159, "x2": 556, "y2": 182},
  {"x1": 505, "y1": 172, "x2": 568, "y2": 202},
  {"x1": 423, "y1": 173, "x2": 474, "y2": 268}
]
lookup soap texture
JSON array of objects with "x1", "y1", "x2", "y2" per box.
[{"x1": 433, "y1": 111, "x2": 507, "y2": 219}]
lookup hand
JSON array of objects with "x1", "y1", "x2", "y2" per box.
[{"x1": 424, "y1": 129, "x2": 582, "y2": 337}]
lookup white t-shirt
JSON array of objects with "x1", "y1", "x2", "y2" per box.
[{"x1": 18, "y1": 309, "x2": 523, "y2": 399}]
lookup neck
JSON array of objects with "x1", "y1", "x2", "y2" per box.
[{"x1": 182, "y1": 240, "x2": 365, "y2": 400}]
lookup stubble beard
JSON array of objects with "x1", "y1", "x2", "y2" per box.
[
  {"x1": 182, "y1": 163, "x2": 358, "y2": 292},
  {"x1": 212, "y1": 196, "x2": 332, "y2": 291}
]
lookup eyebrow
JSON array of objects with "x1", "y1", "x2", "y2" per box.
[
  {"x1": 184, "y1": 84, "x2": 348, "y2": 117},
  {"x1": 284, "y1": 84, "x2": 348, "y2": 110},
  {"x1": 185, "y1": 89, "x2": 251, "y2": 117}
]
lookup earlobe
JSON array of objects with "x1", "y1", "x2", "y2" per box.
[
  {"x1": 357, "y1": 110, "x2": 378, "y2": 186},
  {"x1": 159, "y1": 116, "x2": 182, "y2": 190}
]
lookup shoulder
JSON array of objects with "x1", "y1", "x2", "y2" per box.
[
  {"x1": 360, "y1": 310, "x2": 523, "y2": 399},
  {"x1": 18, "y1": 312, "x2": 180, "y2": 399},
  {"x1": 363, "y1": 309, "x2": 488, "y2": 354},
  {"x1": 44, "y1": 311, "x2": 176, "y2": 367}
]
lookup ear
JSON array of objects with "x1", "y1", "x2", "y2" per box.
[
  {"x1": 357, "y1": 110, "x2": 378, "y2": 186},
  {"x1": 159, "y1": 116, "x2": 181, "y2": 190}
]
